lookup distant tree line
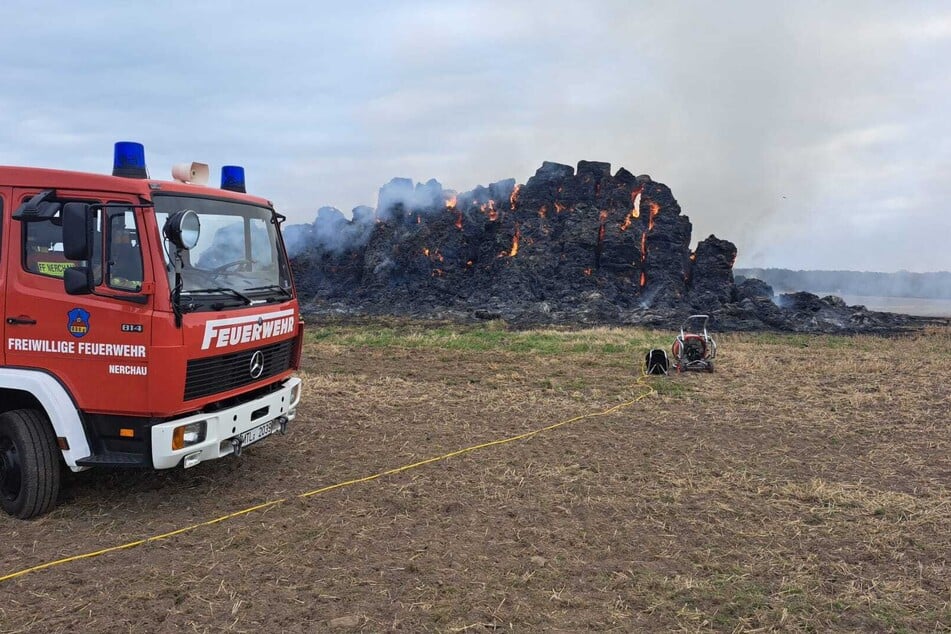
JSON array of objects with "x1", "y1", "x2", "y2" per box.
[{"x1": 735, "y1": 268, "x2": 951, "y2": 299}]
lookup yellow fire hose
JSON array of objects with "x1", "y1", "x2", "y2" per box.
[{"x1": 0, "y1": 377, "x2": 655, "y2": 584}]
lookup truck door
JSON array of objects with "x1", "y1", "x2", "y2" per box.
[
  {"x1": 5, "y1": 190, "x2": 153, "y2": 415},
  {"x1": 0, "y1": 187, "x2": 8, "y2": 367}
]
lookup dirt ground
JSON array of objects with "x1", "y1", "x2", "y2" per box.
[{"x1": 1, "y1": 323, "x2": 949, "y2": 632}]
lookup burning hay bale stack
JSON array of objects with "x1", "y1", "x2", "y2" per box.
[{"x1": 288, "y1": 161, "x2": 923, "y2": 332}]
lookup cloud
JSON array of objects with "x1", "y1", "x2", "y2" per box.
[{"x1": 0, "y1": 1, "x2": 948, "y2": 271}]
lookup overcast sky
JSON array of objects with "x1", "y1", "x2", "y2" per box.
[{"x1": 1, "y1": 1, "x2": 948, "y2": 272}]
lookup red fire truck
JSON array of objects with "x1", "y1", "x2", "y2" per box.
[{"x1": 0, "y1": 142, "x2": 303, "y2": 518}]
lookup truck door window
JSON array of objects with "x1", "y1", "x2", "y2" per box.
[
  {"x1": 248, "y1": 217, "x2": 274, "y2": 267},
  {"x1": 106, "y1": 208, "x2": 143, "y2": 291},
  {"x1": 23, "y1": 206, "x2": 101, "y2": 283}
]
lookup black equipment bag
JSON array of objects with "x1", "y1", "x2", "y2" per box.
[{"x1": 645, "y1": 349, "x2": 669, "y2": 375}]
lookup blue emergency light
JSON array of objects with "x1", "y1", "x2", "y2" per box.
[
  {"x1": 112, "y1": 141, "x2": 148, "y2": 179},
  {"x1": 221, "y1": 165, "x2": 246, "y2": 193}
]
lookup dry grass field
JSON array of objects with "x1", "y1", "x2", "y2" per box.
[{"x1": 1, "y1": 321, "x2": 949, "y2": 632}]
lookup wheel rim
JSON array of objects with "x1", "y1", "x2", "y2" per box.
[{"x1": 0, "y1": 434, "x2": 23, "y2": 502}]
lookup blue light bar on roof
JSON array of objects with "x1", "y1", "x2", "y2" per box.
[
  {"x1": 112, "y1": 141, "x2": 148, "y2": 179},
  {"x1": 221, "y1": 165, "x2": 246, "y2": 193}
]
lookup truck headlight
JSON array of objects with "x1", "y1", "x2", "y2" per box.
[
  {"x1": 290, "y1": 382, "x2": 300, "y2": 404},
  {"x1": 172, "y1": 421, "x2": 206, "y2": 450}
]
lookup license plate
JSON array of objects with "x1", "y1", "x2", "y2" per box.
[{"x1": 239, "y1": 419, "x2": 278, "y2": 448}]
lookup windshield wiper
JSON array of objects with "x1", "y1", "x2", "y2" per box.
[
  {"x1": 244, "y1": 284, "x2": 293, "y2": 299},
  {"x1": 181, "y1": 287, "x2": 254, "y2": 305}
]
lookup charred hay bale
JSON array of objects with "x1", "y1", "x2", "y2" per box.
[
  {"x1": 688, "y1": 235, "x2": 737, "y2": 308},
  {"x1": 286, "y1": 159, "x2": 923, "y2": 332},
  {"x1": 736, "y1": 277, "x2": 774, "y2": 300}
]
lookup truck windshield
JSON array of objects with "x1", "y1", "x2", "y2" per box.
[{"x1": 154, "y1": 195, "x2": 292, "y2": 306}]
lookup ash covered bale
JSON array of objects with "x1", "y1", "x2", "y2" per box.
[
  {"x1": 577, "y1": 160, "x2": 612, "y2": 180},
  {"x1": 613, "y1": 167, "x2": 637, "y2": 186},
  {"x1": 688, "y1": 235, "x2": 738, "y2": 309},
  {"x1": 519, "y1": 161, "x2": 575, "y2": 210},
  {"x1": 736, "y1": 277, "x2": 774, "y2": 300},
  {"x1": 636, "y1": 182, "x2": 692, "y2": 308}
]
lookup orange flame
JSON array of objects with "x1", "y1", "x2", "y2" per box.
[
  {"x1": 689, "y1": 252, "x2": 697, "y2": 262},
  {"x1": 431, "y1": 268, "x2": 445, "y2": 277},
  {"x1": 583, "y1": 268, "x2": 593, "y2": 276},
  {"x1": 631, "y1": 185, "x2": 643, "y2": 205},
  {"x1": 422, "y1": 248, "x2": 430, "y2": 257},
  {"x1": 555, "y1": 202, "x2": 567, "y2": 214},
  {"x1": 445, "y1": 195, "x2": 457, "y2": 209},
  {"x1": 647, "y1": 201, "x2": 660, "y2": 231},
  {"x1": 509, "y1": 223, "x2": 521, "y2": 257},
  {"x1": 481, "y1": 200, "x2": 499, "y2": 221},
  {"x1": 620, "y1": 213, "x2": 633, "y2": 232},
  {"x1": 620, "y1": 189, "x2": 643, "y2": 231},
  {"x1": 510, "y1": 184, "x2": 522, "y2": 209},
  {"x1": 640, "y1": 232, "x2": 647, "y2": 262},
  {"x1": 640, "y1": 271, "x2": 646, "y2": 287},
  {"x1": 466, "y1": 260, "x2": 474, "y2": 267},
  {"x1": 454, "y1": 210, "x2": 463, "y2": 230},
  {"x1": 538, "y1": 204, "x2": 548, "y2": 218}
]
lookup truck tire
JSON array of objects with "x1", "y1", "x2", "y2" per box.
[{"x1": 0, "y1": 409, "x2": 61, "y2": 519}]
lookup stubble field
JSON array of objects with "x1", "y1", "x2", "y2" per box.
[{"x1": 1, "y1": 320, "x2": 949, "y2": 632}]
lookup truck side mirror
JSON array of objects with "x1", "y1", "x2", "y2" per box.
[
  {"x1": 62, "y1": 202, "x2": 94, "y2": 260},
  {"x1": 64, "y1": 266, "x2": 93, "y2": 295}
]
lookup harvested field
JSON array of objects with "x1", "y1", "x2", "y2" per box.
[{"x1": 1, "y1": 322, "x2": 949, "y2": 632}]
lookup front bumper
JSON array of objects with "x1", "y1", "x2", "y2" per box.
[{"x1": 151, "y1": 377, "x2": 302, "y2": 469}]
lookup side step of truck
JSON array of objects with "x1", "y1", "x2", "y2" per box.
[{"x1": 76, "y1": 452, "x2": 150, "y2": 468}]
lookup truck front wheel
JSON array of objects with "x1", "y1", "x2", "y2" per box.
[{"x1": 0, "y1": 409, "x2": 61, "y2": 519}]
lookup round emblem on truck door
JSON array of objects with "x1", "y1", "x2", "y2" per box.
[{"x1": 249, "y1": 350, "x2": 265, "y2": 379}]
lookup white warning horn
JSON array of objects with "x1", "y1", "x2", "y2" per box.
[{"x1": 171, "y1": 162, "x2": 210, "y2": 185}]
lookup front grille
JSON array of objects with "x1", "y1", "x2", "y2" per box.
[{"x1": 184, "y1": 339, "x2": 295, "y2": 401}]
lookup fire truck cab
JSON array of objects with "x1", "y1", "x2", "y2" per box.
[{"x1": 0, "y1": 143, "x2": 303, "y2": 519}]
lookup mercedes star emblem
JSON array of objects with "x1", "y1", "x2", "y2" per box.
[{"x1": 249, "y1": 350, "x2": 265, "y2": 379}]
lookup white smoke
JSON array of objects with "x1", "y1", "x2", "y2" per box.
[{"x1": 284, "y1": 176, "x2": 516, "y2": 258}]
